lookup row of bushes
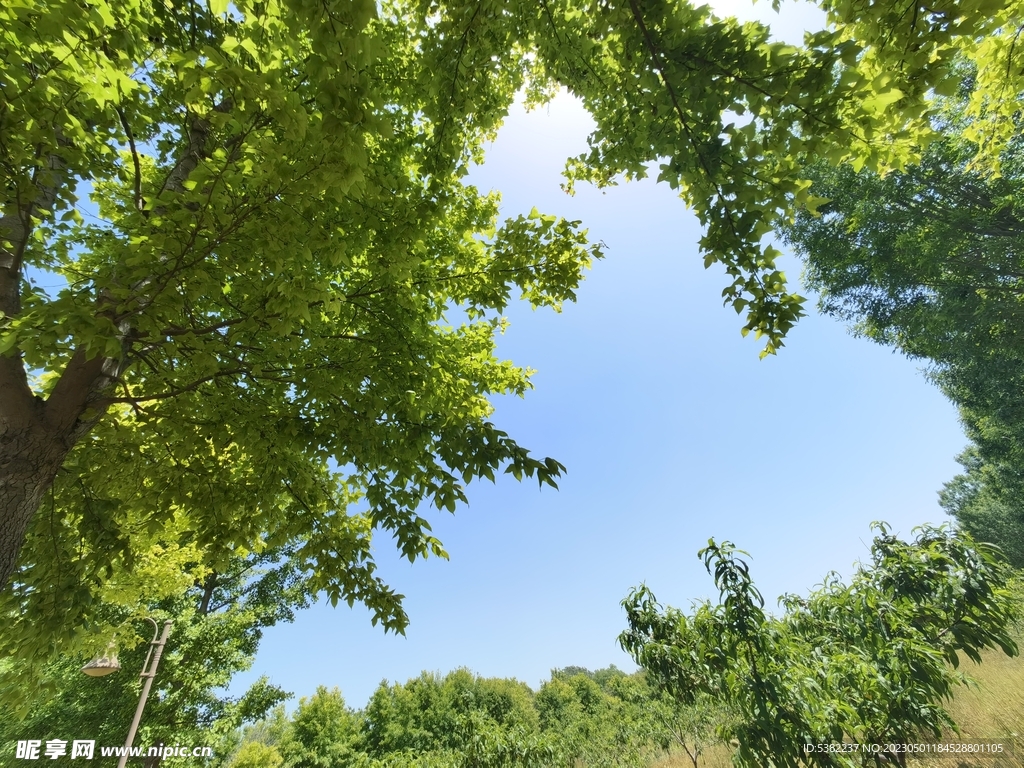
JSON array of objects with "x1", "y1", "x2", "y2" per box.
[{"x1": 216, "y1": 666, "x2": 720, "y2": 768}]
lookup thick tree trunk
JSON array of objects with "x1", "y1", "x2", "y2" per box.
[
  {"x1": 0, "y1": 347, "x2": 117, "y2": 590},
  {"x1": 0, "y1": 138, "x2": 96, "y2": 590},
  {"x1": 0, "y1": 409, "x2": 74, "y2": 588},
  {"x1": 0, "y1": 109, "x2": 224, "y2": 592}
]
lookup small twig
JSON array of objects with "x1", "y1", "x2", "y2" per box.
[{"x1": 116, "y1": 106, "x2": 144, "y2": 212}]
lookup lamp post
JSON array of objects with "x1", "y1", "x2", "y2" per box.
[{"x1": 82, "y1": 618, "x2": 172, "y2": 768}]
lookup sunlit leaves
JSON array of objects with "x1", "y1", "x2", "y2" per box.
[
  {"x1": 1, "y1": 0, "x2": 592, "y2": 667},
  {"x1": 518, "y1": 0, "x2": 1020, "y2": 354}
]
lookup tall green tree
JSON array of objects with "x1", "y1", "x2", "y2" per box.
[
  {"x1": 229, "y1": 742, "x2": 285, "y2": 768},
  {"x1": 362, "y1": 669, "x2": 540, "y2": 759},
  {"x1": 282, "y1": 687, "x2": 366, "y2": 768},
  {"x1": 620, "y1": 525, "x2": 1020, "y2": 767},
  {"x1": 3, "y1": 0, "x2": 1020, "y2": 638},
  {"x1": 0, "y1": 0, "x2": 588, "y2": 655},
  {"x1": 533, "y1": 667, "x2": 674, "y2": 768},
  {"x1": 781, "y1": 95, "x2": 1024, "y2": 402},
  {"x1": 940, "y1": 447, "x2": 1024, "y2": 569},
  {"x1": 215, "y1": 705, "x2": 292, "y2": 768}
]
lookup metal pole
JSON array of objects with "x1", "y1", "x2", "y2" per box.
[{"x1": 117, "y1": 619, "x2": 172, "y2": 768}]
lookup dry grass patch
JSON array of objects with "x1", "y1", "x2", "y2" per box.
[
  {"x1": 907, "y1": 644, "x2": 1024, "y2": 768},
  {"x1": 647, "y1": 742, "x2": 734, "y2": 768}
]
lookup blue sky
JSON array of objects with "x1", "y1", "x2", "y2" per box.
[{"x1": 230, "y1": 0, "x2": 968, "y2": 710}]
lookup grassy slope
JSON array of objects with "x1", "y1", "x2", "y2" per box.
[
  {"x1": 913, "y1": 644, "x2": 1024, "y2": 768},
  {"x1": 650, "y1": 644, "x2": 1024, "y2": 768}
]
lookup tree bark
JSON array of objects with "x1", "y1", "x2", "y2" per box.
[
  {"x1": 0, "y1": 404, "x2": 69, "y2": 588},
  {"x1": 0, "y1": 346, "x2": 119, "y2": 589},
  {"x1": 0, "y1": 133, "x2": 88, "y2": 588},
  {"x1": 2, "y1": 277, "x2": 120, "y2": 592},
  {"x1": 143, "y1": 746, "x2": 163, "y2": 768}
]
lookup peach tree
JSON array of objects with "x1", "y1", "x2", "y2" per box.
[{"x1": 620, "y1": 524, "x2": 1020, "y2": 767}]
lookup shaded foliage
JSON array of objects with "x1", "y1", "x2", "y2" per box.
[
  {"x1": 0, "y1": 547, "x2": 304, "y2": 759},
  {"x1": 782, "y1": 87, "x2": 1024, "y2": 568}
]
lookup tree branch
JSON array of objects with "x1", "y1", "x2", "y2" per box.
[
  {"x1": 157, "y1": 99, "x2": 233, "y2": 200},
  {"x1": 116, "y1": 106, "x2": 144, "y2": 212}
]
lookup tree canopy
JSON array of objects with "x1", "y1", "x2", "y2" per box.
[
  {"x1": 211, "y1": 665, "x2": 698, "y2": 768},
  {"x1": 940, "y1": 447, "x2": 1024, "y2": 570},
  {"x1": 3, "y1": 0, "x2": 1022, "y2": 663}
]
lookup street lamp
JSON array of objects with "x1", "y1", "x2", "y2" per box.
[
  {"x1": 82, "y1": 618, "x2": 173, "y2": 768},
  {"x1": 81, "y1": 641, "x2": 120, "y2": 677}
]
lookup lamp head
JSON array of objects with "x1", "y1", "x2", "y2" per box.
[{"x1": 82, "y1": 645, "x2": 120, "y2": 677}]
